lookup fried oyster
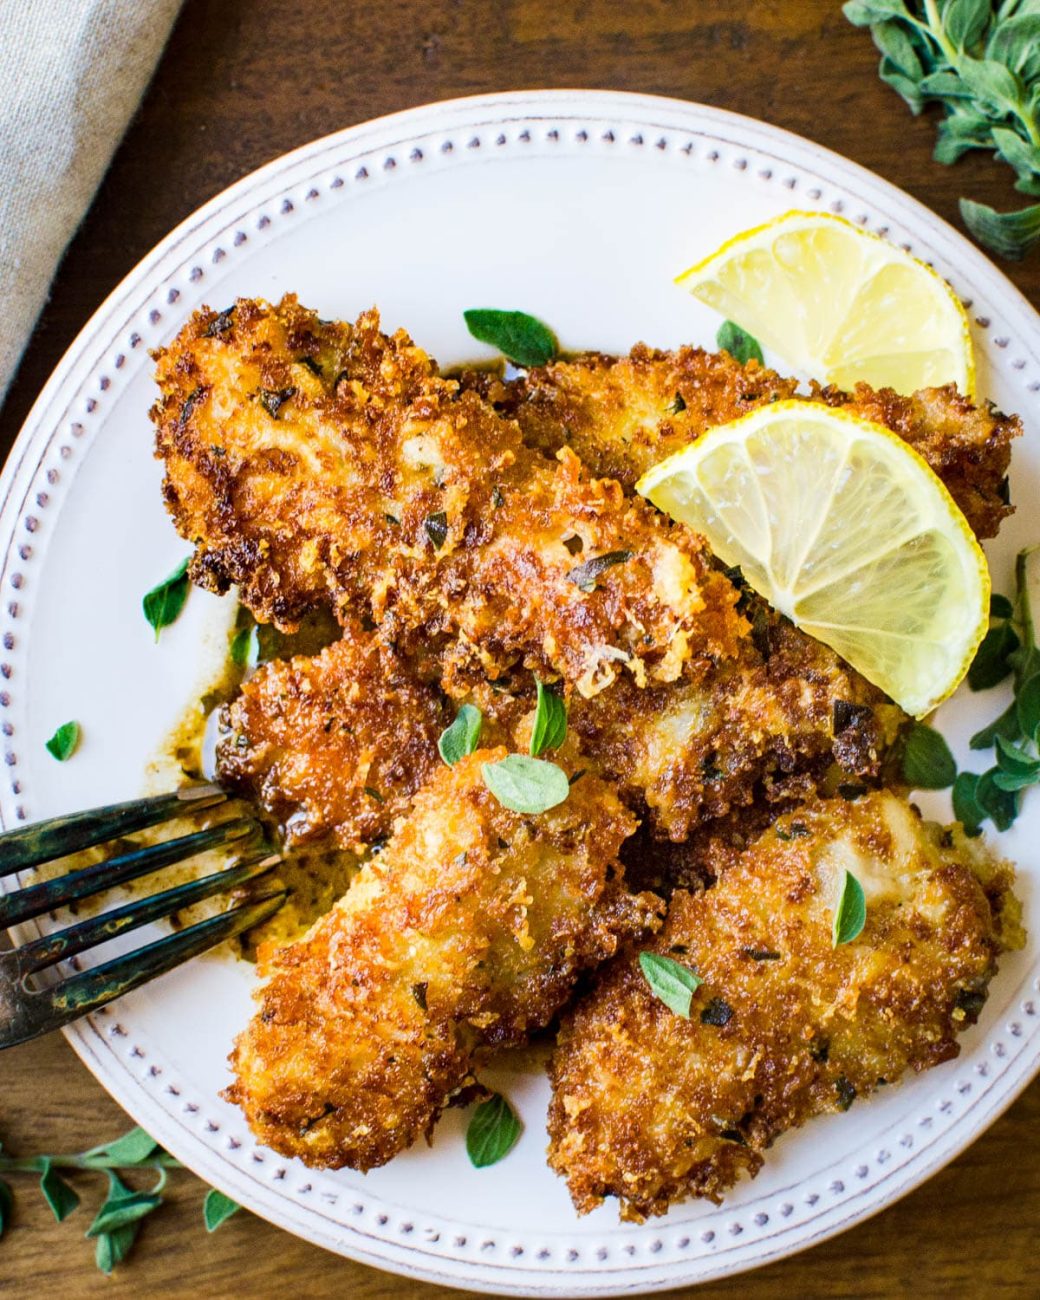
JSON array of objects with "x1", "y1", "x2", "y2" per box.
[
  {"x1": 227, "y1": 749, "x2": 660, "y2": 1170},
  {"x1": 547, "y1": 791, "x2": 1020, "y2": 1220}
]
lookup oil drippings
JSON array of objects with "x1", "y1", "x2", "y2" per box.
[{"x1": 45, "y1": 603, "x2": 358, "y2": 960}]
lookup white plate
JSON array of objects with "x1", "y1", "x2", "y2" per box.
[{"x1": 2, "y1": 90, "x2": 1039, "y2": 1296}]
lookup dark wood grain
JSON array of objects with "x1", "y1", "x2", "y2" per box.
[{"x1": 1, "y1": 1, "x2": 1038, "y2": 1294}]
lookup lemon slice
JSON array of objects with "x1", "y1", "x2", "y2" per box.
[
  {"x1": 636, "y1": 401, "x2": 989, "y2": 717},
  {"x1": 677, "y1": 211, "x2": 975, "y2": 397}
]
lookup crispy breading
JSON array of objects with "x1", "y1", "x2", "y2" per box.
[
  {"x1": 226, "y1": 749, "x2": 660, "y2": 1170},
  {"x1": 567, "y1": 602, "x2": 903, "y2": 841},
  {"x1": 152, "y1": 298, "x2": 745, "y2": 695},
  {"x1": 215, "y1": 578, "x2": 900, "y2": 851},
  {"x1": 442, "y1": 586, "x2": 902, "y2": 843},
  {"x1": 215, "y1": 632, "x2": 449, "y2": 852},
  {"x1": 547, "y1": 791, "x2": 1020, "y2": 1220},
  {"x1": 482, "y1": 346, "x2": 1017, "y2": 538}
]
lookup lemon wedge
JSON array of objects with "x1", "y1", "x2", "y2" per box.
[
  {"x1": 636, "y1": 401, "x2": 989, "y2": 717},
  {"x1": 677, "y1": 211, "x2": 975, "y2": 397}
]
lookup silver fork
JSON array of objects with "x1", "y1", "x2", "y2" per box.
[{"x1": 0, "y1": 784, "x2": 285, "y2": 1048}]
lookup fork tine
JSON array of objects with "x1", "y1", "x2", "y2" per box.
[
  {"x1": 0, "y1": 817, "x2": 257, "y2": 927},
  {"x1": 36, "y1": 892, "x2": 287, "y2": 1034},
  {"x1": 16, "y1": 853, "x2": 283, "y2": 975},
  {"x1": 0, "y1": 784, "x2": 227, "y2": 877}
]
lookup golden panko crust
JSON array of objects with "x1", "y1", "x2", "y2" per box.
[
  {"x1": 475, "y1": 345, "x2": 1017, "y2": 538},
  {"x1": 547, "y1": 791, "x2": 1018, "y2": 1220},
  {"x1": 226, "y1": 750, "x2": 661, "y2": 1171},
  {"x1": 153, "y1": 298, "x2": 746, "y2": 695},
  {"x1": 215, "y1": 631, "x2": 449, "y2": 852}
]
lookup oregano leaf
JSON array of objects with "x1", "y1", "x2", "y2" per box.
[
  {"x1": 39, "y1": 1159, "x2": 80, "y2": 1223},
  {"x1": 901, "y1": 722, "x2": 957, "y2": 788},
  {"x1": 953, "y1": 771, "x2": 987, "y2": 835},
  {"x1": 466, "y1": 1093, "x2": 522, "y2": 1168},
  {"x1": 142, "y1": 557, "x2": 191, "y2": 639},
  {"x1": 716, "y1": 320, "x2": 764, "y2": 366},
  {"x1": 95, "y1": 1223, "x2": 139, "y2": 1275},
  {"x1": 86, "y1": 1170, "x2": 162, "y2": 1239},
  {"x1": 968, "y1": 621, "x2": 1020, "y2": 690},
  {"x1": 970, "y1": 699, "x2": 1021, "y2": 750},
  {"x1": 976, "y1": 768, "x2": 1019, "y2": 830},
  {"x1": 832, "y1": 870, "x2": 867, "y2": 946},
  {"x1": 86, "y1": 1190, "x2": 163, "y2": 1237},
  {"x1": 463, "y1": 309, "x2": 557, "y2": 368},
  {"x1": 638, "y1": 951, "x2": 704, "y2": 1018},
  {"x1": 85, "y1": 1126, "x2": 160, "y2": 1166},
  {"x1": 481, "y1": 754, "x2": 569, "y2": 814},
  {"x1": 438, "y1": 703, "x2": 483, "y2": 766},
  {"x1": 945, "y1": 0, "x2": 993, "y2": 51},
  {"x1": 530, "y1": 679, "x2": 567, "y2": 756},
  {"x1": 203, "y1": 1188, "x2": 241, "y2": 1231},
  {"x1": 45, "y1": 720, "x2": 80, "y2": 762},
  {"x1": 871, "y1": 20, "x2": 924, "y2": 78},
  {"x1": 960, "y1": 198, "x2": 1040, "y2": 260}
]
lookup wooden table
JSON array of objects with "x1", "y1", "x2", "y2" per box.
[{"x1": 1, "y1": 1, "x2": 1038, "y2": 1294}]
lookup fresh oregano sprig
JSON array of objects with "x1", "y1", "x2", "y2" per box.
[
  {"x1": 843, "y1": 0, "x2": 1040, "y2": 259},
  {"x1": 0, "y1": 1125, "x2": 239, "y2": 1274},
  {"x1": 958, "y1": 545, "x2": 1040, "y2": 832}
]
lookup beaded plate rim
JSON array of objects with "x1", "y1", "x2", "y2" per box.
[{"x1": 2, "y1": 90, "x2": 1039, "y2": 1295}]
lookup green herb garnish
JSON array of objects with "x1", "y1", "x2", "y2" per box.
[
  {"x1": 466, "y1": 1093, "x2": 522, "y2": 1168},
  {"x1": 40, "y1": 1159, "x2": 80, "y2": 1221},
  {"x1": 530, "y1": 679, "x2": 567, "y2": 756},
  {"x1": 843, "y1": 1, "x2": 1040, "y2": 259},
  {"x1": 463, "y1": 309, "x2": 557, "y2": 368},
  {"x1": 970, "y1": 699, "x2": 1020, "y2": 750},
  {"x1": 952, "y1": 770, "x2": 986, "y2": 835},
  {"x1": 969, "y1": 620, "x2": 1020, "y2": 690},
  {"x1": 901, "y1": 720, "x2": 957, "y2": 788},
  {"x1": 0, "y1": 1126, "x2": 237, "y2": 1272},
  {"x1": 229, "y1": 622, "x2": 256, "y2": 668},
  {"x1": 142, "y1": 557, "x2": 190, "y2": 640},
  {"x1": 481, "y1": 754, "x2": 569, "y2": 813},
  {"x1": 832, "y1": 869, "x2": 867, "y2": 947},
  {"x1": 566, "y1": 549, "x2": 633, "y2": 592},
  {"x1": 438, "y1": 703, "x2": 483, "y2": 766},
  {"x1": 202, "y1": 1189, "x2": 240, "y2": 1232},
  {"x1": 962, "y1": 546, "x2": 1040, "y2": 830},
  {"x1": 976, "y1": 768, "x2": 1019, "y2": 830},
  {"x1": 716, "y1": 320, "x2": 764, "y2": 365},
  {"x1": 45, "y1": 720, "x2": 80, "y2": 762},
  {"x1": 638, "y1": 951, "x2": 704, "y2": 1018}
]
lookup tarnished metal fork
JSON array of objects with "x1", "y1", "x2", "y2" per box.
[{"x1": 0, "y1": 784, "x2": 285, "y2": 1048}]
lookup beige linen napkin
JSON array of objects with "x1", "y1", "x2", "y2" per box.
[{"x1": 0, "y1": 0, "x2": 183, "y2": 405}]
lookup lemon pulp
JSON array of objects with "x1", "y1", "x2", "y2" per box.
[
  {"x1": 677, "y1": 211, "x2": 975, "y2": 398},
  {"x1": 637, "y1": 401, "x2": 989, "y2": 717}
]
